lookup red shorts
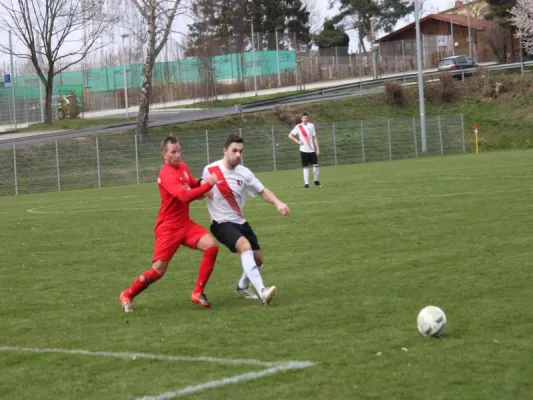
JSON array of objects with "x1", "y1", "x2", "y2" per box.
[{"x1": 152, "y1": 221, "x2": 209, "y2": 262}]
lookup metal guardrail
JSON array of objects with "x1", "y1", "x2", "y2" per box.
[{"x1": 239, "y1": 61, "x2": 533, "y2": 110}]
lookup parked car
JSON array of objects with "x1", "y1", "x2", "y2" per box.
[{"x1": 437, "y1": 55, "x2": 478, "y2": 79}]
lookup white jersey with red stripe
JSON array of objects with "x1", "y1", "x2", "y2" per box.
[
  {"x1": 290, "y1": 122, "x2": 316, "y2": 153},
  {"x1": 202, "y1": 160, "x2": 265, "y2": 224}
]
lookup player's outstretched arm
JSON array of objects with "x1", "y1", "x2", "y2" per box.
[
  {"x1": 182, "y1": 163, "x2": 202, "y2": 188},
  {"x1": 189, "y1": 174, "x2": 201, "y2": 188},
  {"x1": 163, "y1": 174, "x2": 218, "y2": 203},
  {"x1": 259, "y1": 188, "x2": 290, "y2": 216}
]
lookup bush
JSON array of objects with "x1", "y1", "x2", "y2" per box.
[
  {"x1": 383, "y1": 81, "x2": 406, "y2": 107},
  {"x1": 425, "y1": 73, "x2": 457, "y2": 103},
  {"x1": 273, "y1": 105, "x2": 301, "y2": 125}
]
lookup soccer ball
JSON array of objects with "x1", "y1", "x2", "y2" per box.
[{"x1": 417, "y1": 305, "x2": 447, "y2": 337}]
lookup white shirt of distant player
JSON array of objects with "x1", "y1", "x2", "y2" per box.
[
  {"x1": 290, "y1": 122, "x2": 316, "y2": 153},
  {"x1": 202, "y1": 160, "x2": 265, "y2": 224}
]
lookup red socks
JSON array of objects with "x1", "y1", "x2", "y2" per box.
[
  {"x1": 127, "y1": 246, "x2": 218, "y2": 299},
  {"x1": 128, "y1": 268, "x2": 163, "y2": 298},
  {"x1": 194, "y1": 246, "x2": 219, "y2": 294}
]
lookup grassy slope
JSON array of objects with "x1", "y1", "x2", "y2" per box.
[
  {"x1": 16, "y1": 73, "x2": 533, "y2": 151},
  {"x1": 149, "y1": 73, "x2": 533, "y2": 151}
]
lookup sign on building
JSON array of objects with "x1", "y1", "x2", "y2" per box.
[{"x1": 437, "y1": 36, "x2": 449, "y2": 47}]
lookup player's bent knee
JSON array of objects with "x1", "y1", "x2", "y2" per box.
[
  {"x1": 204, "y1": 237, "x2": 218, "y2": 248},
  {"x1": 152, "y1": 260, "x2": 169, "y2": 276},
  {"x1": 235, "y1": 237, "x2": 252, "y2": 253},
  {"x1": 196, "y1": 234, "x2": 218, "y2": 251}
]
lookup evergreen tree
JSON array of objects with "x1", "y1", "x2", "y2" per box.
[
  {"x1": 186, "y1": 0, "x2": 312, "y2": 55},
  {"x1": 486, "y1": 0, "x2": 518, "y2": 29},
  {"x1": 314, "y1": 19, "x2": 350, "y2": 49},
  {"x1": 331, "y1": 0, "x2": 413, "y2": 52}
]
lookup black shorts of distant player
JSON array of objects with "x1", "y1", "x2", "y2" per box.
[
  {"x1": 210, "y1": 220, "x2": 261, "y2": 253},
  {"x1": 300, "y1": 151, "x2": 318, "y2": 167}
]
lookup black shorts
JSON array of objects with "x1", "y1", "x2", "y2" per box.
[
  {"x1": 300, "y1": 151, "x2": 318, "y2": 167},
  {"x1": 210, "y1": 221, "x2": 260, "y2": 253}
]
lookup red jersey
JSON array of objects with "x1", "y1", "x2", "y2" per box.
[{"x1": 155, "y1": 162, "x2": 213, "y2": 230}]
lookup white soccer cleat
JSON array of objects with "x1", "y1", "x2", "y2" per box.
[
  {"x1": 260, "y1": 286, "x2": 277, "y2": 306},
  {"x1": 236, "y1": 285, "x2": 259, "y2": 300}
]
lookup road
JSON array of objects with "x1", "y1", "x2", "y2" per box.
[
  {"x1": 0, "y1": 61, "x2": 504, "y2": 149},
  {"x1": 0, "y1": 107, "x2": 239, "y2": 148}
]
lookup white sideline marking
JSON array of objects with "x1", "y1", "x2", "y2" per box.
[
  {"x1": 0, "y1": 346, "x2": 276, "y2": 366},
  {"x1": 0, "y1": 346, "x2": 317, "y2": 400},
  {"x1": 135, "y1": 362, "x2": 315, "y2": 400},
  {"x1": 26, "y1": 187, "x2": 533, "y2": 214}
]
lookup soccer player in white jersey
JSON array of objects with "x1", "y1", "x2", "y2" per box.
[
  {"x1": 202, "y1": 134, "x2": 291, "y2": 305},
  {"x1": 288, "y1": 111, "x2": 322, "y2": 188}
]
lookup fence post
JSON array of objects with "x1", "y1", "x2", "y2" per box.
[
  {"x1": 438, "y1": 116, "x2": 444, "y2": 155},
  {"x1": 412, "y1": 118, "x2": 419, "y2": 158},
  {"x1": 55, "y1": 140, "x2": 61, "y2": 191},
  {"x1": 271, "y1": 126, "x2": 277, "y2": 171},
  {"x1": 12, "y1": 143, "x2": 18, "y2": 196},
  {"x1": 388, "y1": 118, "x2": 392, "y2": 161},
  {"x1": 460, "y1": 114, "x2": 466, "y2": 153},
  {"x1": 23, "y1": 86, "x2": 28, "y2": 125},
  {"x1": 205, "y1": 130, "x2": 210, "y2": 164},
  {"x1": 332, "y1": 122, "x2": 338, "y2": 166},
  {"x1": 96, "y1": 137, "x2": 101, "y2": 188},
  {"x1": 134, "y1": 134, "x2": 140, "y2": 184},
  {"x1": 360, "y1": 119, "x2": 366, "y2": 163},
  {"x1": 359, "y1": 62, "x2": 363, "y2": 96},
  {"x1": 239, "y1": 128, "x2": 243, "y2": 165}
]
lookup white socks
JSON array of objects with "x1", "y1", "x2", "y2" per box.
[
  {"x1": 303, "y1": 167, "x2": 309, "y2": 185},
  {"x1": 240, "y1": 251, "x2": 265, "y2": 293},
  {"x1": 238, "y1": 264, "x2": 262, "y2": 289},
  {"x1": 313, "y1": 166, "x2": 319, "y2": 182}
]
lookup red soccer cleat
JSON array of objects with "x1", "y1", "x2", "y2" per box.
[
  {"x1": 191, "y1": 292, "x2": 211, "y2": 308},
  {"x1": 120, "y1": 290, "x2": 133, "y2": 312}
]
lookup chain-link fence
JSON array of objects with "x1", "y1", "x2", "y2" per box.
[
  {"x1": 0, "y1": 30, "x2": 479, "y2": 125},
  {"x1": 0, "y1": 114, "x2": 465, "y2": 196},
  {"x1": 0, "y1": 63, "x2": 62, "y2": 132}
]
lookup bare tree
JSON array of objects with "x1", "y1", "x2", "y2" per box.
[
  {"x1": 125, "y1": 0, "x2": 183, "y2": 138},
  {"x1": 510, "y1": 0, "x2": 533, "y2": 55},
  {"x1": 0, "y1": 0, "x2": 117, "y2": 125}
]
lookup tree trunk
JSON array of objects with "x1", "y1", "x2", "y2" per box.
[
  {"x1": 44, "y1": 80, "x2": 54, "y2": 125},
  {"x1": 136, "y1": 55, "x2": 156, "y2": 139}
]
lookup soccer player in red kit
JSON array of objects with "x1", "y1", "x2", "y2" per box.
[{"x1": 119, "y1": 136, "x2": 219, "y2": 312}]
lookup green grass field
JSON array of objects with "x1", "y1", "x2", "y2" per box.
[{"x1": 1, "y1": 150, "x2": 532, "y2": 399}]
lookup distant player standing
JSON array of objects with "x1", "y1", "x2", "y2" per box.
[
  {"x1": 203, "y1": 135, "x2": 291, "y2": 305},
  {"x1": 288, "y1": 112, "x2": 322, "y2": 188},
  {"x1": 119, "y1": 136, "x2": 219, "y2": 312}
]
